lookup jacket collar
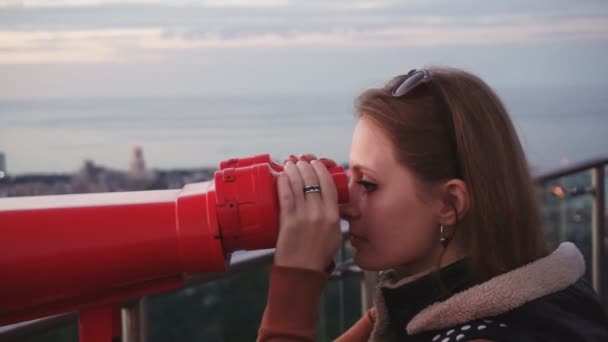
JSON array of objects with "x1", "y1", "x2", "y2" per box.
[{"x1": 369, "y1": 242, "x2": 585, "y2": 340}]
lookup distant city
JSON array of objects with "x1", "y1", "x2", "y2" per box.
[{"x1": 0, "y1": 146, "x2": 216, "y2": 197}]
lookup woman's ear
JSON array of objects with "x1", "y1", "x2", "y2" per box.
[{"x1": 436, "y1": 179, "x2": 469, "y2": 226}]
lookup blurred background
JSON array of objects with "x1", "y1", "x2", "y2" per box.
[
  {"x1": 0, "y1": 0, "x2": 606, "y2": 341},
  {"x1": 0, "y1": 0, "x2": 607, "y2": 177}
]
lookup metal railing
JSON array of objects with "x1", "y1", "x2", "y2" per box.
[
  {"x1": 534, "y1": 155, "x2": 607, "y2": 307},
  {"x1": 1, "y1": 155, "x2": 606, "y2": 341},
  {"x1": 0, "y1": 312, "x2": 77, "y2": 341}
]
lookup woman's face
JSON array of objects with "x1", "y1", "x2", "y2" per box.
[{"x1": 340, "y1": 117, "x2": 440, "y2": 272}]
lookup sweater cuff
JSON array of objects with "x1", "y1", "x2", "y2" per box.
[{"x1": 260, "y1": 265, "x2": 329, "y2": 337}]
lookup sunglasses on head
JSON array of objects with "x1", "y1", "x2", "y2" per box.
[
  {"x1": 392, "y1": 69, "x2": 432, "y2": 97},
  {"x1": 391, "y1": 70, "x2": 451, "y2": 114}
]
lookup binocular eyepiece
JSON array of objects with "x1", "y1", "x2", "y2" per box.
[{"x1": 214, "y1": 154, "x2": 349, "y2": 252}]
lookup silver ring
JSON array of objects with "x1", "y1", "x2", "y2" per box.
[{"x1": 303, "y1": 185, "x2": 322, "y2": 194}]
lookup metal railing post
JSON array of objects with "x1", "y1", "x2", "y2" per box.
[
  {"x1": 121, "y1": 298, "x2": 147, "y2": 342},
  {"x1": 559, "y1": 177, "x2": 568, "y2": 242},
  {"x1": 338, "y1": 240, "x2": 346, "y2": 332},
  {"x1": 360, "y1": 271, "x2": 378, "y2": 315},
  {"x1": 591, "y1": 166, "x2": 605, "y2": 305}
]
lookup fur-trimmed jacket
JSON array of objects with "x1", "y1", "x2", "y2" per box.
[{"x1": 258, "y1": 242, "x2": 608, "y2": 342}]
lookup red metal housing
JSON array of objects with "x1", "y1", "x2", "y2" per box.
[{"x1": 0, "y1": 154, "x2": 348, "y2": 340}]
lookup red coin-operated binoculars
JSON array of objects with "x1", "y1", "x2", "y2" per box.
[{"x1": 0, "y1": 154, "x2": 349, "y2": 342}]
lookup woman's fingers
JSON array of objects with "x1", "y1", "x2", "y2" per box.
[
  {"x1": 284, "y1": 153, "x2": 337, "y2": 169},
  {"x1": 319, "y1": 158, "x2": 337, "y2": 168},
  {"x1": 297, "y1": 160, "x2": 320, "y2": 188},
  {"x1": 282, "y1": 154, "x2": 340, "y2": 207},
  {"x1": 274, "y1": 158, "x2": 342, "y2": 272},
  {"x1": 276, "y1": 172, "x2": 295, "y2": 215},
  {"x1": 297, "y1": 161, "x2": 323, "y2": 208},
  {"x1": 311, "y1": 160, "x2": 338, "y2": 205},
  {"x1": 283, "y1": 161, "x2": 305, "y2": 203},
  {"x1": 285, "y1": 155, "x2": 299, "y2": 164},
  {"x1": 299, "y1": 154, "x2": 318, "y2": 162}
]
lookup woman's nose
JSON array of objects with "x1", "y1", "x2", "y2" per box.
[{"x1": 339, "y1": 187, "x2": 361, "y2": 220}]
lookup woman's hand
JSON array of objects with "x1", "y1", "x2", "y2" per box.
[
  {"x1": 274, "y1": 156, "x2": 343, "y2": 272},
  {"x1": 285, "y1": 154, "x2": 338, "y2": 169}
]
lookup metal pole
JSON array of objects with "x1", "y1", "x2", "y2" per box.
[
  {"x1": 338, "y1": 241, "x2": 346, "y2": 333},
  {"x1": 559, "y1": 179, "x2": 568, "y2": 243},
  {"x1": 138, "y1": 298, "x2": 148, "y2": 342},
  {"x1": 360, "y1": 271, "x2": 377, "y2": 315},
  {"x1": 121, "y1": 298, "x2": 147, "y2": 342},
  {"x1": 591, "y1": 166, "x2": 605, "y2": 305}
]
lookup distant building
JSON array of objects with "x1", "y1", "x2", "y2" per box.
[
  {"x1": 129, "y1": 144, "x2": 153, "y2": 180},
  {"x1": 79, "y1": 159, "x2": 101, "y2": 180}
]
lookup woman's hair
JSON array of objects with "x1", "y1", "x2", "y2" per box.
[{"x1": 355, "y1": 66, "x2": 549, "y2": 282}]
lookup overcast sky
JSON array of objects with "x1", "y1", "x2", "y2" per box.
[{"x1": 0, "y1": 0, "x2": 607, "y2": 99}]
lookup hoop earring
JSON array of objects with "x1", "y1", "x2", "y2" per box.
[{"x1": 439, "y1": 225, "x2": 451, "y2": 248}]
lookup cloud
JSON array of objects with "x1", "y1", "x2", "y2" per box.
[
  {"x1": 0, "y1": 0, "x2": 606, "y2": 64},
  {"x1": 1, "y1": 14, "x2": 607, "y2": 64},
  {"x1": 0, "y1": 0, "x2": 291, "y2": 8},
  {"x1": 0, "y1": 28, "x2": 158, "y2": 63}
]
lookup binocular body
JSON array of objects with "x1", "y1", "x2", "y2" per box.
[{"x1": 0, "y1": 154, "x2": 349, "y2": 331}]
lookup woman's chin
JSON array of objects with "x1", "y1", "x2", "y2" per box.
[
  {"x1": 354, "y1": 249, "x2": 409, "y2": 272},
  {"x1": 354, "y1": 252, "x2": 384, "y2": 272}
]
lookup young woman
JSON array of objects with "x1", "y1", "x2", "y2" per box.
[{"x1": 257, "y1": 67, "x2": 608, "y2": 341}]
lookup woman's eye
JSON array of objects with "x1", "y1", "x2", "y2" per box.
[{"x1": 355, "y1": 180, "x2": 378, "y2": 192}]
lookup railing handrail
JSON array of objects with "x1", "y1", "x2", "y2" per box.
[
  {"x1": 0, "y1": 312, "x2": 77, "y2": 341},
  {"x1": 533, "y1": 154, "x2": 606, "y2": 308},
  {"x1": 534, "y1": 155, "x2": 608, "y2": 183}
]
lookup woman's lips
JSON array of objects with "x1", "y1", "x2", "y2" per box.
[
  {"x1": 349, "y1": 232, "x2": 368, "y2": 247},
  {"x1": 349, "y1": 232, "x2": 367, "y2": 240}
]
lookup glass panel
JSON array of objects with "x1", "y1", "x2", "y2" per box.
[
  {"x1": 22, "y1": 322, "x2": 78, "y2": 342},
  {"x1": 317, "y1": 241, "x2": 362, "y2": 341},
  {"x1": 146, "y1": 244, "x2": 363, "y2": 342},
  {"x1": 147, "y1": 263, "x2": 270, "y2": 342},
  {"x1": 538, "y1": 170, "x2": 594, "y2": 282}
]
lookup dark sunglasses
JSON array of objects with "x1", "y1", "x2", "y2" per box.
[
  {"x1": 391, "y1": 69, "x2": 462, "y2": 178},
  {"x1": 391, "y1": 69, "x2": 453, "y2": 119},
  {"x1": 392, "y1": 69, "x2": 433, "y2": 97}
]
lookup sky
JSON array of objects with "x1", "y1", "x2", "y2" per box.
[
  {"x1": 0, "y1": 0, "x2": 607, "y2": 99},
  {"x1": 0, "y1": 0, "x2": 607, "y2": 174}
]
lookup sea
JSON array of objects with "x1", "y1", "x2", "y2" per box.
[{"x1": 0, "y1": 85, "x2": 607, "y2": 175}]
